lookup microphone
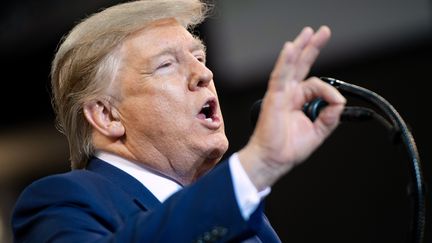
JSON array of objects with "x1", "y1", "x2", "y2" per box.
[
  {"x1": 250, "y1": 98, "x2": 328, "y2": 128},
  {"x1": 250, "y1": 98, "x2": 383, "y2": 129}
]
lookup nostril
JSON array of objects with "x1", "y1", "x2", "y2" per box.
[
  {"x1": 188, "y1": 71, "x2": 212, "y2": 91},
  {"x1": 188, "y1": 79, "x2": 200, "y2": 91}
]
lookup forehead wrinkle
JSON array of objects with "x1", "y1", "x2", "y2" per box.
[{"x1": 121, "y1": 25, "x2": 207, "y2": 78}]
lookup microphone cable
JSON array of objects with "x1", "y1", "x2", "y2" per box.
[
  {"x1": 320, "y1": 77, "x2": 425, "y2": 243},
  {"x1": 250, "y1": 77, "x2": 426, "y2": 243}
]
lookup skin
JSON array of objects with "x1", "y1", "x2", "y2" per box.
[
  {"x1": 238, "y1": 26, "x2": 346, "y2": 191},
  {"x1": 84, "y1": 18, "x2": 346, "y2": 190},
  {"x1": 84, "y1": 18, "x2": 229, "y2": 185}
]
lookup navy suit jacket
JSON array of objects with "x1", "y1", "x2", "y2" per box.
[{"x1": 12, "y1": 157, "x2": 280, "y2": 242}]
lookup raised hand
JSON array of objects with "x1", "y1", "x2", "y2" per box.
[{"x1": 238, "y1": 26, "x2": 346, "y2": 191}]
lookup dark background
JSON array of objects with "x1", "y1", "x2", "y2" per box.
[{"x1": 0, "y1": 1, "x2": 431, "y2": 242}]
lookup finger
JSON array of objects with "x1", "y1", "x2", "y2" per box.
[
  {"x1": 310, "y1": 25, "x2": 331, "y2": 49},
  {"x1": 301, "y1": 77, "x2": 346, "y2": 136},
  {"x1": 268, "y1": 27, "x2": 315, "y2": 91},
  {"x1": 314, "y1": 103, "x2": 345, "y2": 138},
  {"x1": 302, "y1": 77, "x2": 346, "y2": 105},
  {"x1": 293, "y1": 26, "x2": 331, "y2": 81},
  {"x1": 293, "y1": 26, "x2": 314, "y2": 50}
]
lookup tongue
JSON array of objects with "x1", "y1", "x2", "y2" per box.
[{"x1": 197, "y1": 113, "x2": 206, "y2": 120}]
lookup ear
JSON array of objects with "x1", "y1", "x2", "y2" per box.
[{"x1": 83, "y1": 100, "x2": 125, "y2": 138}]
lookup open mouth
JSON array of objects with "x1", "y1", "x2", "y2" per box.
[{"x1": 198, "y1": 99, "x2": 216, "y2": 122}]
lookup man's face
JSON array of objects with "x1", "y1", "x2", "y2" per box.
[{"x1": 114, "y1": 18, "x2": 228, "y2": 184}]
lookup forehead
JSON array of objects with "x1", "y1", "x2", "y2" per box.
[{"x1": 122, "y1": 18, "x2": 205, "y2": 56}]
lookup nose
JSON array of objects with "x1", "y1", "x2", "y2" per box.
[{"x1": 188, "y1": 58, "x2": 213, "y2": 91}]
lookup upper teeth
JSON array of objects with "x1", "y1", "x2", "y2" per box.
[{"x1": 203, "y1": 103, "x2": 210, "y2": 109}]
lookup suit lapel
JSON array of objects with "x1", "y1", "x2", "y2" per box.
[
  {"x1": 86, "y1": 157, "x2": 161, "y2": 211},
  {"x1": 258, "y1": 215, "x2": 281, "y2": 242}
]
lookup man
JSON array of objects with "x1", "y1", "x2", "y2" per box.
[{"x1": 12, "y1": 0, "x2": 346, "y2": 242}]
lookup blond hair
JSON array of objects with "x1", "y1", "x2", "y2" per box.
[{"x1": 51, "y1": 0, "x2": 209, "y2": 169}]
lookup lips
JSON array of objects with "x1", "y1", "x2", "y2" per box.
[{"x1": 197, "y1": 98, "x2": 221, "y2": 129}]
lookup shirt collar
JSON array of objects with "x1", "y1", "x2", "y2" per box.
[{"x1": 95, "y1": 150, "x2": 182, "y2": 202}]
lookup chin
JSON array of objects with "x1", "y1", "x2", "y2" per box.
[
  {"x1": 190, "y1": 134, "x2": 228, "y2": 180},
  {"x1": 207, "y1": 134, "x2": 229, "y2": 160}
]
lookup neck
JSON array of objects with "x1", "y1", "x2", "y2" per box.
[{"x1": 92, "y1": 132, "x2": 217, "y2": 186}]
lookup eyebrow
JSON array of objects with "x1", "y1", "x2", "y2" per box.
[
  {"x1": 192, "y1": 36, "x2": 206, "y2": 53},
  {"x1": 148, "y1": 36, "x2": 207, "y2": 61}
]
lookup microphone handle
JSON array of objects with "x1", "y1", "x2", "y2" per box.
[{"x1": 250, "y1": 98, "x2": 327, "y2": 128}]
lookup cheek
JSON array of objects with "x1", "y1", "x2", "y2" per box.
[{"x1": 121, "y1": 92, "x2": 189, "y2": 135}]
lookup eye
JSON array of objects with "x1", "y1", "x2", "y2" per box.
[
  {"x1": 157, "y1": 61, "x2": 172, "y2": 69},
  {"x1": 196, "y1": 55, "x2": 206, "y2": 63}
]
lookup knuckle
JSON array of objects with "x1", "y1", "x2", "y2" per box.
[
  {"x1": 306, "y1": 76, "x2": 320, "y2": 83},
  {"x1": 270, "y1": 70, "x2": 281, "y2": 81},
  {"x1": 283, "y1": 41, "x2": 293, "y2": 50}
]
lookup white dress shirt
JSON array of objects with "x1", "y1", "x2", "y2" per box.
[{"x1": 95, "y1": 151, "x2": 270, "y2": 220}]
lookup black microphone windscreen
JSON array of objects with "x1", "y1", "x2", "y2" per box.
[{"x1": 249, "y1": 98, "x2": 328, "y2": 129}]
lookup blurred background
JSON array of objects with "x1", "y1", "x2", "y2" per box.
[{"x1": 0, "y1": 0, "x2": 431, "y2": 242}]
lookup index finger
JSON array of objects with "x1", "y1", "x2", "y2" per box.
[
  {"x1": 293, "y1": 25, "x2": 331, "y2": 81},
  {"x1": 268, "y1": 27, "x2": 314, "y2": 92}
]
